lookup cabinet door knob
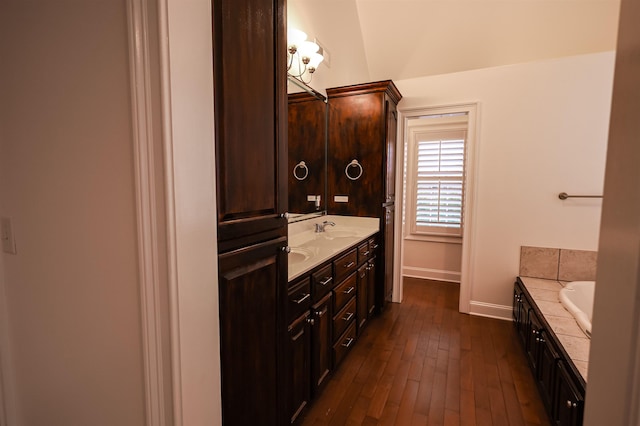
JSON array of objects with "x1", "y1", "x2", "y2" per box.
[
  {"x1": 566, "y1": 400, "x2": 577, "y2": 408},
  {"x1": 281, "y1": 246, "x2": 291, "y2": 253},
  {"x1": 307, "y1": 318, "x2": 315, "y2": 326},
  {"x1": 279, "y1": 212, "x2": 289, "y2": 219}
]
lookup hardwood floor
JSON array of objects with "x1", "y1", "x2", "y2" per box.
[{"x1": 300, "y1": 277, "x2": 550, "y2": 426}]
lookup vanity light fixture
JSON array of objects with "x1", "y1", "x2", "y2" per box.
[{"x1": 287, "y1": 28, "x2": 324, "y2": 84}]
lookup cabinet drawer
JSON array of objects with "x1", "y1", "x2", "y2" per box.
[
  {"x1": 333, "y1": 322, "x2": 357, "y2": 367},
  {"x1": 357, "y1": 242, "x2": 370, "y2": 265},
  {"x1": 334, "y1": 248, "x2": 357, "y2": 283},
  {"x1": 288, "y1": 277, "x2": 311, "y2": 322},
  {"x1": 333, "y1": 297, "x2": 356, "y2": 341},
  {"x1": 333, "y1": 273, "x2": 357, "y2": 313},
  {"x1": 312, "y1": 264, "x2": 334, "y2": 300}
]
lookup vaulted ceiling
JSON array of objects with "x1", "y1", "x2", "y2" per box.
[{"x1": 289, "y1": 0, "x2": 620, "y2": 86}]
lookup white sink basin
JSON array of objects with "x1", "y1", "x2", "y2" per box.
[
  {"x1": 323, "y1": 229, "x2": 357, "y2": 238},
  {"x1": 289, "y1": 247, "x2": 312, "y2": 264}
]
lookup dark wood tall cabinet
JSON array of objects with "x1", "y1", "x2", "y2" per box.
[
  {"x1": 212, "y1": 0, "x2": 287, "y2": 424},
  {"x1": 326, "y1": 81, "x2": 402, "y2": 310}
]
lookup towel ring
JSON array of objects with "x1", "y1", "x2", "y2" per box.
[
  {"x1": 345, "y1": 159, "x2": 363, "y2": 181},
  {"x1": 293, "y1": 161, "x2": 309, "y2": 181}
]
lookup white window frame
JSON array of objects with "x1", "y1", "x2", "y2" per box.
[{"x1": 404, "y1": 111, "x2": 470, "y2": 244}]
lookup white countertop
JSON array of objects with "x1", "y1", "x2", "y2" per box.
[
  {"x1": 519, "y1": 277, "x2": 590, "y2": 382},
  {"x1": 288, "y1": 215, "x2": 379, "y2": 282}
]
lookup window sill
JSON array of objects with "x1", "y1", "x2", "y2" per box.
[{"x1": 404, "y1": 233, "x2": 462, "y2": 244}]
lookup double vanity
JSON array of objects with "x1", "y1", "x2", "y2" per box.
[{"x1": 285, "y1": 215, "x2": 380, "y2": 424}]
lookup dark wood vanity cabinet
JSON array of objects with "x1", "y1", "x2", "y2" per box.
[
  {"x1": 326, "y1": 81, "x2": 401, "y2": 312},
  {"x1": 212, "y1": 0, "x2": 287, "y2": 424},
  {"x1": 513, "y1": 279, "x2": 586, "y2": 426},
  {"x1": 287, "y1": 234, "x2": 380, "y2": 423}
]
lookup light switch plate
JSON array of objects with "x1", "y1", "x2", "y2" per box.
[
  {"x1": 334, "y1": 195, "x2": 349, "y2": 203},
  {"x1": 1, "y1": 217, "x2": 17, "y2": 254}
]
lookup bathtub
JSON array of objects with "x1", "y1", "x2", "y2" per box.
[{"x1": 559, "y1": 281, "x2": 595, "y2": 337}]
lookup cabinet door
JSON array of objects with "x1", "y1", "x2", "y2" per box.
[
  {"x1": 213, "y1": 0, "x2": 287, "y2": 245},
  {"x1": 554, "y1": 361, "x2": 584, "y2": 426},
  {"x1": 287, "y1": 312, "x2": 311, "y2": 424},
  {"x1": 518, "y1": 294, "x2": 533, "y2": 346},
  {"x1": 526, "y1": 308, "x2": 543, "y2": 372},
  {"x1": 326, "y1": 92, "x2": 384, "y2": 217},
  {"x1": 384, "y1": 97, "x2": 398, "y2": 203},
  {"x1": 218, "y1": 236, "x2": 288, "y2": 426},
  {"x1": 367, "y1": 257, "x2": 377, "y2": 317},
  {"x1": 381, "y1": 204, "x2": 395, "y2": 307},
  {"x1": 538, "y1": 329, "x2": 561, "y2": 414},
  {"x1": 357, "y1": 264, "x2": 368, "y2": 332},
  {"x1": 311, "y1": 292, "x2": 333, "y2": 396}
]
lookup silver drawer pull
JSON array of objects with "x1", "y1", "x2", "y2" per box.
[
  {"x1": 292, "y1": 293, "x2": 310, "y2": 304},
  {"x1": 344, "y1": 261, "x2": 355, "y2": 269},
  {"x1": 362, "y1": 250, "x2": 370, "y2": 257},
  {"x1": 341, "y1": 337, "x2": 354, "y2": 348},
  {"x1": 342, "y1": 312, "x2": 354, "y2": 322},
  {"x1": 343, "y1": 286, "x2": 355, "y2": 295},
  {"x1": 319, "y1": 277, "x2": 332, "y2": 286},
  {"x1": 291, "y1": 329, "x2": 305, "y2": 341}
]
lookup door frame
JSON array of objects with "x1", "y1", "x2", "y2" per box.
[{"x1": 396, "y1": 102, "x2": 480, "y2": 313}]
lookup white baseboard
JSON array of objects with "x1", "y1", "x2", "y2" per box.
[
  {"x1": 469, "y1": 301, "x2": 512, "y2": 321},
  {"x1": 402, "y1": 266, "x2": 461, "y2": 283}
]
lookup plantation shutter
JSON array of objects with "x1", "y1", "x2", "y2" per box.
[{"x1": 412, "y1": 128, "x2": 466, "y2": 236}]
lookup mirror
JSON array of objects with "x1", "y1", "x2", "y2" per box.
[{"x1": 287, "y1": 76, "x2": 328, "y2": 222}]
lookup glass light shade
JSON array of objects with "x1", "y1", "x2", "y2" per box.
[
  {"x1": 288, "y1": 60, "x2": 303, "y2": 76},
  {"x1": 297, "y1": 40, "x2": 319, "y2": 58},
  {"x1": 307, "y1": 52, "x2": 324, "y2": 69},
  {"x1": 287, "y1": 28, "x2": 307, "y2": 49}
]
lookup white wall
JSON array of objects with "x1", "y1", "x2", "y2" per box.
[
  {"x1": 396, "y1": 52, "x2": 615, "y2": 316},
  {"x1": 403, "y1": 240, "x2": 462, "y2": 283},
  {"x1": 161, "y1": 0, "x2": 222, "y2": 424},
  {"x1": 287, "y1": 0, "x2": 371, "y2": 94},
  {"x1": 0, "y1": 2, "x2": 146, "y2": 424},
  {"x1": 585, "y1": 0, "x2": 640, "y2": 421}
]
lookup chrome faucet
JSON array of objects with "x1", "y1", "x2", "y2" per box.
[{"x1": 314, "y1": 221, "x2": 336, "y2": 233}]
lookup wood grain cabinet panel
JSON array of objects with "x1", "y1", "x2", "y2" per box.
[
  {"x1": 311, "y1": 293, "x2": 333, "y2": 397},
  {"x1": 212, "y1": 0, "x2": 287, "y2": 423},
  {"x1": 213, "y1": 0, "x2": 287, "y2": 245},
  {"x1": 218, "y1": 237, "x2": 287, "y2": 426},
  {"x1": 326, "y1": 81, "x2": 401, "y2": 312},
  {"x1": 287, "y1": 311, "x2": 311, "y2": 425}
]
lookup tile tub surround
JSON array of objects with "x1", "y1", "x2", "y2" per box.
[
  {"x1": 520, "y1": 246, "x2": 597, "y2": 281},
  {"x1": 288, "y1": 215, "x2": 379, "y2": 281},
  {"x1": 519, "y1": 277, "x2": 590, "y2": 381}
]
